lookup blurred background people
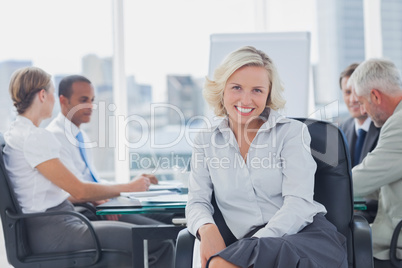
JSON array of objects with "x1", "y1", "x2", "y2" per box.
[
  {"x1": 339, "y1": 63, "x2": 380, "y2": 223},
  {"x1": 3, "y1": 67, "x2": 174, "y2": 268},
  {"x1": 47, "y1": 74, "x2": 174, "y2": 224}
]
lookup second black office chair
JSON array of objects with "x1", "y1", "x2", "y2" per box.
[{"x1": 175, "y1": 118, "x2": 374, "y2": 268}]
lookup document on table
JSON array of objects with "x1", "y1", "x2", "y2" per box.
[
  {"x1": 149, "y1": 181, "x2": 183, "y2": 191},
  {"x1": 139, "y1": 194, "x2": 188, "y2": 204},
  {"x1": 121, "y1": 190, "x2": 175, "y2": 198},
  {"x1": 96, "y1": 196, "x2": 142, "y2": 209}
]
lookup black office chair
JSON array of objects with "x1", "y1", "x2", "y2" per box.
[
  {"x1": 0, "y1": 133, "x2": 131, "y2": 268},
  {"x1": 175, "y1": 118, "x2": 374, "y2": 268},
  {"x1": 389, "y1": 222, "x2": 402, "y2": 267}
]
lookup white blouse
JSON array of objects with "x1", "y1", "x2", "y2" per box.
[
  {"x1": 3, "y1": 116, "x2": 69, "y2": 213},
  {"x1": 186, "y1": 109, "x2": 327, "y2": 239}
]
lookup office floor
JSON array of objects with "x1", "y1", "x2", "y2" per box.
[{"x1": 0, "y1": 223, "x2": 13, "y2": 267}]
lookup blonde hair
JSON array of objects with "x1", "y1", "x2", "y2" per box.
[
  {"x1": 203, "y1": 46, "x2": 286, "y2": 117},
  {"x1": 9, "y1": 67, "x2": 52, "y2": 114}
]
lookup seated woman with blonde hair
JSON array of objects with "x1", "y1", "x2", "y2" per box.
[
  {"x1": 186, "y1": 46, "x2": 348, "y2": 268},
  {"x1": 3, "y1": 66, "x2": 173, "y2": 267}
]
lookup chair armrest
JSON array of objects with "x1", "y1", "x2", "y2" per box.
[
  {"x1": 5, "y1": 209, "x2": 102, "y2": 265},
  {"x1": 352, "y1": 215, "x2": 374, "y2": 268},
  {"x1": 74, "y1": 202, "x2": 102, "y2": 221},
  {"x1": 74, "y1": 202, "x2": 97, "y2": 213},
  {"x1": 390, "y1": 218, "x2": 402, "y2": 267},
  {"x1": 175, "y1": 228, "x2": 195, "y2": 268}
]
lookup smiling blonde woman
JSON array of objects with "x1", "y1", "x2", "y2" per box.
[{"x1": 186, "y1": 46, "x2": 348, "y2": 268}]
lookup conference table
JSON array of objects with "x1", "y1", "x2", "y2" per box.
[
  {"x1": 96, "y1": 189, "x2": 187, "y2": 268},
  {"x1": 97, "y1": 195, "x2": 367, "y2": 217}
]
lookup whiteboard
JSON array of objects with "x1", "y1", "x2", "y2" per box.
[{"x1": 209, "y1": 32, "x2": 311, "y2": 117}]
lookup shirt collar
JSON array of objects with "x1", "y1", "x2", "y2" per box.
[
  {"x1": 386, "y1": 99, "x2": 402, "y2": 124},
  {"x1": 258, "y1": 109, "x2": 290, "y2": 132},
  {"x1": 214, "y1": 108, "x2": 290, "y2": 144},
  {"x1": 57, "y1": 112, "x2": 80, "y2": 138},
  {"x1": 395, "y1": 99, "x2": 402, "y2": 113},
  {"x1": 354, "y1": 117, "x2": 371, "y2": 134},
  {"x1": 16, "y1": 115, "x2": 36, "y2": 127}
]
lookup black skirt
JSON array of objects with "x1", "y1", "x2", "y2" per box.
[{"x1": 208, "y1": 214, "x2": 347, "y2": 268}]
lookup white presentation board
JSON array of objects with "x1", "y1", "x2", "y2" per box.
[{"x1": 209, "y1": 32, "x2": 311, "y2": 117}]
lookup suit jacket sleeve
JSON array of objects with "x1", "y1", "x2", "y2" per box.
[{"x1": 352, "y1": 112, "x2": 402, "y2": 197}]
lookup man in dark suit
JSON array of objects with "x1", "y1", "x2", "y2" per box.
[{"x1": 339, "y1": 63, "x2": 381, "y2": 223}]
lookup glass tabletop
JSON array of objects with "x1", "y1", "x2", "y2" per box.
[
  {"x1": 96, "y1": 196, "x2": 186, "y2": 215},
  {"x1": 97, "y1": 205, "x2": 186, "y2": 215},
  {"x1": 96, "y1": 196, "x2": 367, "y2": 215}
]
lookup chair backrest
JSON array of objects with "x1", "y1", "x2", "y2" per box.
[
  {"x1": 294, "y1": 118, "x2": 354, "y2": 267},
  {"x1": 211, "y1": 192, "x2": 237, "y2": 246},
  {"x1": 0, "y1": 133, "x2": 32, "y2": 262}
]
